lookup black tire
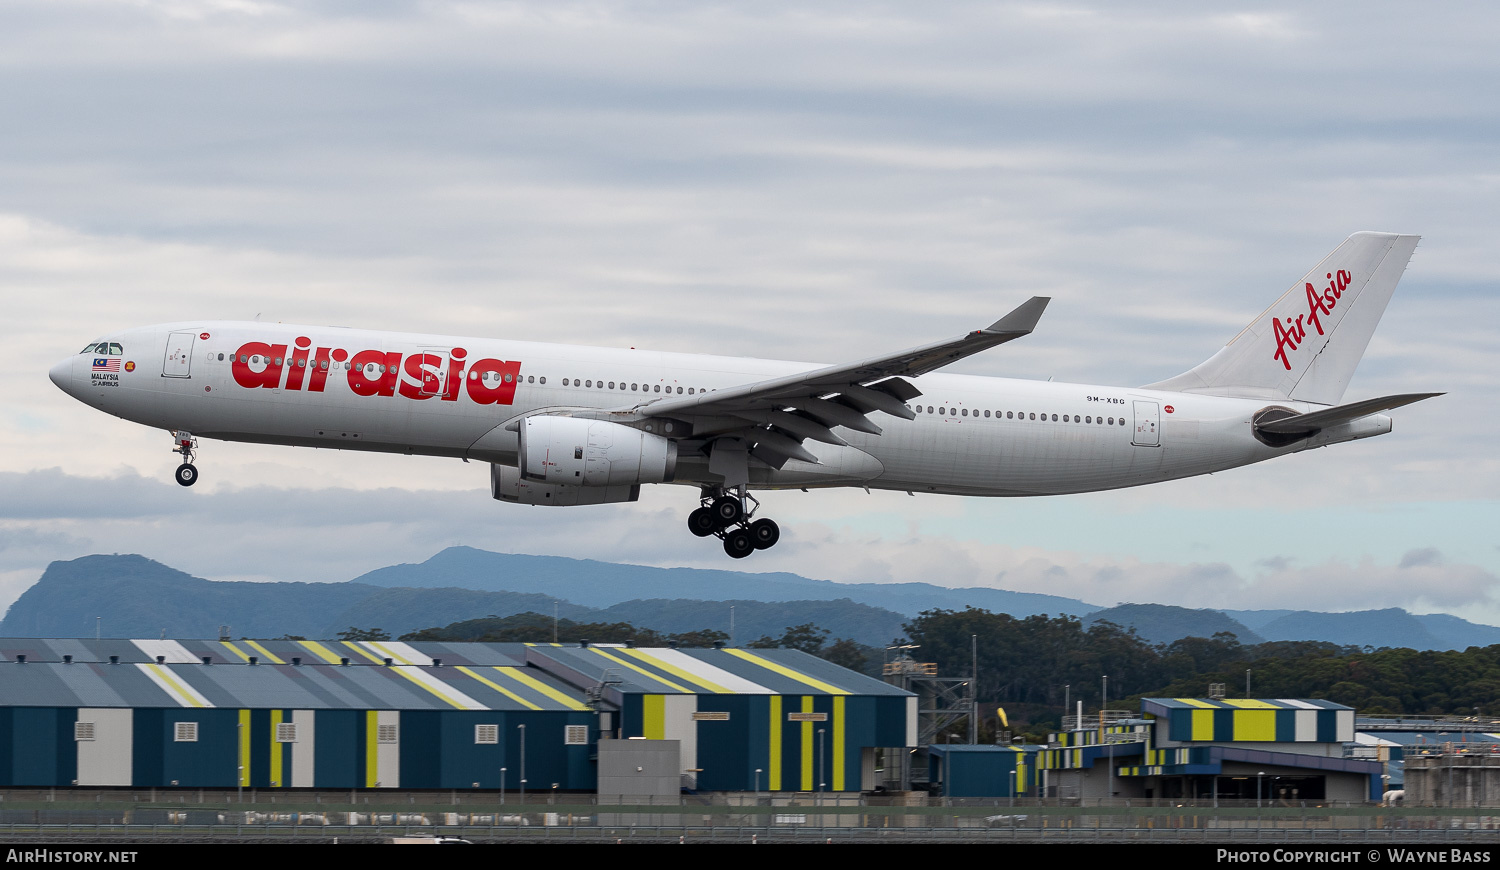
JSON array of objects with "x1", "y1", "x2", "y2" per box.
[
  {"x1": 749, "y1": 518, "x2": 780, "y2": 550},
  {"x1": 176, "y1": 463, "x2": 198, "y2": 487},
  {"x1": 688, "y1": 507, "x2": 718, "y2": 537},
  {"x1": 711, "y1": 495, "x2": 743, "y2": 526},
  {"x1": 723, "y1": 529, "x2": 754, "y2": 559}
]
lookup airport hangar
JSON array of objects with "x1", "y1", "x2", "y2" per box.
[{"x1": 0, "y1": 638, "x2": 914, "y2": 792}]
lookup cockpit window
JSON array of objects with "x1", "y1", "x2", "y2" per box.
[
  {"x1": 108, "y1": 343, "x2": 123, "y2": 355},
  {"x1": 80, "y1": 343, "x2": 98, "y2": 354}
]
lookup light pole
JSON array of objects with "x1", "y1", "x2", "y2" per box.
[
  {"x1": 518, "y1": 724, "x2": 527, "y2": 805},
  {"x1": 236, "y1": 719, "x2": 244, "y2": 803},
  {"x1": 1258, "y1": 770, "x2": 1265, "y2": 808},
  {"x1": 500, "y1": 767, "x2": 507, "y2": 806},
  {"x1": 817, "y1": 727, "x2": 826, "y2": 794},
  {"x1": 755, "y1": 768, "x2": 762, "y2": 799}
]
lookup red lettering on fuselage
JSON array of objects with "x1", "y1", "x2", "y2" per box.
[
  {"x1": 348, "y1": 350, "x2": 402, "y2": 397},
  {"x1": 398, "y1": 353, "x2": 446, "y2": 400},
  {"x1": 1272, "y1": 268, "x2": 1351, "y2": 370},
  {"x1": 466, "y1": 358, "x2": 523, "y2": 405},
  {"x1": 228, "y1": 339, "x2": 520, "y2": 406},
  {"x1": 231, "y1": 342, "x2": 288, "y2": 388},
  {"x1": 308, "y1": 347, "x2": 333, "y2": 392},
  {"x1": 444, "y1": 348, "x2": 466, "y2": 401},
  {"x1": 286, "y1": 336, "x2": 312, "y2": 390}
]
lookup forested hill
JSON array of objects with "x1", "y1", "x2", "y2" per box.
[{"x1": 903, "y1": 608, "x2": 1500, "y2": 726}]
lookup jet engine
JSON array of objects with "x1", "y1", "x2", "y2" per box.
[
  {"x1": 519, "y1": 415, "x2": 677, "y2": 486},
  {"x1": 491, "y1": 463, "x2": 640, "y2": 506}
]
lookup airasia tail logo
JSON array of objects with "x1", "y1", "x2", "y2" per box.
[
  {"x1": 230, "y1": 337, "x2": 521, "y2": 405},
  {"x1": 1272, "y1": 269, "x2": 1352, "y2": 371}
]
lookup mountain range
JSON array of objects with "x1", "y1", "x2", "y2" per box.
[{"x1": 3, "y1": 547, "x2": 1498, "y2": 652}]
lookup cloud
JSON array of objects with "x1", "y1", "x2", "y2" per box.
[{"x1": 1, "y1": 1, "x2": 1496, "y2": 625}]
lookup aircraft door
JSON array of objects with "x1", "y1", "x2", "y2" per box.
[
  {"x1": 416, "y1": 347, "x2": 450, "y2": 398},
  {"x1": 162, "y1": 331, "x2": 197, "y2": 379},
  {"x1": 1132, "y1": 400, "x2": 1160, "y2": 447}
]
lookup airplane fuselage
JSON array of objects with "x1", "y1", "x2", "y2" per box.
[{"x1": 51, "y1": 321, "x2": 1375, "y2": 498}]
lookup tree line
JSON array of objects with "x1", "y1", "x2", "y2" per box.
[{"x1": 339, "y1": 606, "x2": 1500, "y2": 725}]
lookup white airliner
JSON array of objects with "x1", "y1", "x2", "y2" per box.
[{"x1": 51, "y1": 232, "x2": 1438, "y2": 558}]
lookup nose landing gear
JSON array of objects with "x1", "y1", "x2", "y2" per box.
[
  {"x1": 686, "y1": 487, "x2": 780, "y2": 558},
  {"x1": 171, "y1": 431, "x2": 199, "y2": 487}
]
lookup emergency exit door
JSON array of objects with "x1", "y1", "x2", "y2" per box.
[
  {"x1": 1132, "y1": 400, "x2": 1160, "y2": 447},
  {"x1": 162, "y1": 331, "x2": 197, "y2": 379}
]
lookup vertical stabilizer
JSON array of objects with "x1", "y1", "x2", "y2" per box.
[{"x1": 1144, "y1": 232, "x2": 1419, "y2": 405}]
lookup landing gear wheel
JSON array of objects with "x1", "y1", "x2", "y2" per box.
[
  {"x1": 711, "y1": 495, "x2": 744, "y2": 526},
  {"x1": 723, "y1": 528, "x2": 755, "y2": 559},
  {"x1": 176, "y1": 463, "x2": 199, "y2": 487},
  {"x1": 688, "y1": 507, "x2": 718, "y2": 537},
  {"x1": 749, "y1": 518, "x2": 780, "y2": 550}
]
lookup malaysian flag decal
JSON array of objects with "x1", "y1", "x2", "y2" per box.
[{"x1": 92, "y1": 358, "x2": 120, "y2": 373}]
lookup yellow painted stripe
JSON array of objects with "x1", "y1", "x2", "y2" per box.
[
  {"x1": 365, "y1": 711, "x2": 379, "y2": 788},
  {"x1": 769, "y1": 695, "x2": 782, "y2": 791},
  {"x1": 219, "y1": 641, "x2": 252, "y2": 663},
  {"x1": 343, "y1": 641, "x2": 386, "y2": 664},
  {"x1": 297, "y1": 641, "x2": 344, "y2": 664},
  {"x1": 382, "y1": 665, "x2": 474, "y2": 710},
  {"x1": 621, "y1": 649, "x2": 733, "y2": 693},
  {"x1": 238, "y1": 709, "x2": 251, "y2": 787},
  {"x1": 244, "y1": 641, "x2": 285, "y2": 665},
  {"x1": 644, "y1": 694, "x2": 665, "y2": 740},
  {"x1": 501, "y1": 668, "x2": 591, "y2": 711},
  {"x1": 336, "y1": 641, "x2": 473, "y2": 710},
  {"x1": 801, "y1": 696, "x2": 814, "y2": 791},
  {"x1": 586, "y1": 648, "x2": 691, "y2": 693},
  {"x1": 832, "y1": 696, "x2": 846, "y2": 791},
  {"x1": 1234, "y1": 709, "x2": 1277, "y2": 741},
  {"x1": 1191, "y1": 709, "x2": 1214, "y2": 741},
  {"x1": 1224, "y1": 699, "x2": 1278, "y2": 709},
  {"x1": 270, "y1": 709, "x2": 284, "y2": 787},
  {"x1": 725, "y1": 649, "x2": 849, "y2": 695},
  {"x1": 455, "y1": 667, "x2": 541, "y2": 711},
  {"x1": 146, "y1": 664, "x2": 207, "y2": 708},
  {"x1": 1175, "y1": 698, "x2": 1219, "y2": 708}
]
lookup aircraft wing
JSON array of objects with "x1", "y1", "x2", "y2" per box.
[
  {"x1": 629, "y1": 297, "x2": 1049, "y2": 472},
  {"x1": 645, "y1": 296, "x2": 1047, "y2": 422}
]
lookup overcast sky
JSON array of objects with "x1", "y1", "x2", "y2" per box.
[{"x1": 1, "y1": 1, "x2": 1496, "y2": 628}]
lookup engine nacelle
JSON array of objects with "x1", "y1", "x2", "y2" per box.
[
  {"x1": 519, "y1": 415, "x2": 677, "y2": 486},
  {"x1": 491, "y1": 463, "x2": 640, "y2": 506}
]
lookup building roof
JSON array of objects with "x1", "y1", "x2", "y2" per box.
[
  {"x1": 1142, "y1": 698, "x2": 1352, "y2": 714},
  {"x1": 0, "y1": 639, "x2": 911, "y2": 712}
]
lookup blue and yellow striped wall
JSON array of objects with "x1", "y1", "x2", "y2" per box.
[
  {"x1": 619, "y1": 692, "x2": 906, "y2": 792},
  {"x1": 1142, "y1": 698, "x2": 1355, "y2": 744}
]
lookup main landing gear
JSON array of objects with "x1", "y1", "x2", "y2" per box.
[
  {"x1": 688, "y1": 487, "x2": 780, "y2": 559},
  {"x1": 171, "y1": 431, "x2": 199, "y2": 487}
]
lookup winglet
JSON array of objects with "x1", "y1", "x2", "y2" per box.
[{"x1": 984, "y1": 296, "x2": 1050, "y2": 336}]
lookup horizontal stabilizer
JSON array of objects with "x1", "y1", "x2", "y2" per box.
[{"x1": 1256, "y1": 393, "x2": 1442, "y2": 435}]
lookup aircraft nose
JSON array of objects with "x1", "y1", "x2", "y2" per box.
[{"x1": 49, "y1": 356, "x2": 75, "y2": 394}]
